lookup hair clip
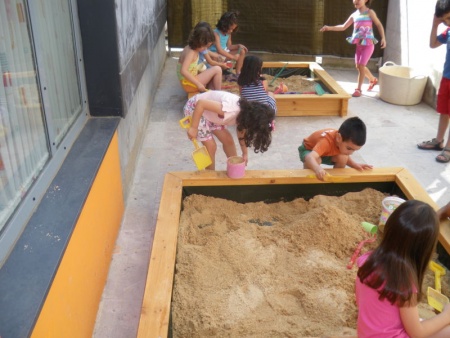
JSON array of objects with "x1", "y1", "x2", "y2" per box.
[{"x1": 270, "y1": 120, "x2": 275, "y2": 131}]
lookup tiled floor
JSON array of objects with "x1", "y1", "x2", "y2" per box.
[{"x1": 93, "y1": 56, "x2": 450, "y2": 337}]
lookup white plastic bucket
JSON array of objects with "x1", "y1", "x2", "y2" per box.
[
  {"x1": 379, "y1": 61, "x2": 427, "y2": 106},
  {"x1": 378, "y1": 196, "x2": 406, "y2": 230}
]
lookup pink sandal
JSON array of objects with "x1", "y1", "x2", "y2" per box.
[
  {"x1": 368, "y1": 78, "x2": 378, "y2": 91},
  {"x1": 352, "y1": 89, "x2": 361, "y2": 97}
]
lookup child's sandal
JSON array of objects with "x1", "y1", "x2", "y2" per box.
[
  {"x1": 352, "y1": 89, "x2": 361, "y2": 97},
  {"x1": 368, "y1": 78, "x2": 378, "y2": 91}
]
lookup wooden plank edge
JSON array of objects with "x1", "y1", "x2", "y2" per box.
[
  {"x1": 395, "y1": 168, "x2": 450, "y2": 254},
  {"x1": 170, "y1": 168, "x2": 404, "y2": 186},
  {"x1": 137, "y1": 173, "x2": 183, "y2": 338}
]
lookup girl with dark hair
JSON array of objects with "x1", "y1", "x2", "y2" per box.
[
  {"x1": 237, "y1": 56, "x2": 277, "y2": 114},
  {"x1": 177, "y1": 23, "x2": 222, "y2": 93},
  {"x1": 320, "y1": 0, "x2": 386, "y2": 97},
  {"x1": 209, "y1": 10, "x2": 248, "y2": 77},
  {"x1": 183, "y1": 91, "x2": 275, "y2": 170},
  {"x1": 356, "y1": 200, "x2": 450, "y2": 337}
]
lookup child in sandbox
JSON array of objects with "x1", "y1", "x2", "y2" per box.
[
  {"x1": 298, "y1": 116, "x2": 372, "y2": 181},
  {"x1": 209, "y1": 10, "x2": 248, "y2": 79},
  {"x1": 237, "y1": 55, "x2": 277, "y2": 114},
  {"x1": 177, "y1": 23, "x2": 222, "y2": 93},
  {"x1": 356, "y1": 199, "x2": 450, "y2": 337},
  {"x1": 195, "y1": 22, "x2": 232, "y2": 73},
  {"x1": 183, "y1": 91, "x2": 275, "y2": 170}
]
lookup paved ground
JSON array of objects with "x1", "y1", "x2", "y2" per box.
[{"x1": 93, "y1": 56, "x2": 450, "y2": 337}]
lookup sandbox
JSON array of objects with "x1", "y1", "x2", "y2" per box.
[
  {"x1": 263, "y1": 62, "x2": 350, "y2": 117},
  {"x1": 137, "y1": 168, "x2": 450, "y2": 337},
  {"x1": 188, "y1": 62, "x2": 350, "y2": 117}
]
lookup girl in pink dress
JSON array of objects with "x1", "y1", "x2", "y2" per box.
[
  {"x1": 356, "y1": 200, "x2": 450, "y2": 337},
  {"x1": 320, "y1": 0, "x2": 386, "y2": 97}
]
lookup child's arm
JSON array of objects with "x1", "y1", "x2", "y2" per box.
[
  {"x1": 213, "y1": 31, "x2": 236, "y2": 61},
  {"x1": 319, "y1": 14, "x2": 353, "y2": 32},
  {"x1": 400, "y1": 302, "x2": 450, "y2": 337},
  {"x1": 227, "y1": 35, "x2": 248, "y2": 54},
  {"x1": 187, "y1": 99, "x2": 223, "y2": 140},
  {"x1": 437, "y1": 201, "x2": 450, "y2": 221},
  {"x1": 369, "y1": 9, "x2": 386, "y2": 48},
  {"x1": 346, "y1": 156, "x2": 373, "y2": 171},
  {"x1": 262, "y1": 78, "x2": 269, "y2": 93},
  {"x1": 304, "y1": 151, "x2": 327, "y2": 181},
  {"x1": 204, "y1": 52, "x2": 228, "y2": 69},
  {"x1": 180, "y1": 49, "x2": 207, "y2": 92},
  {"x1": 430, "y1": 15, "x2": 444, "y2": 49},
  {"x1": 236, "y1": 129, "x2": 249, "y2": 164}
]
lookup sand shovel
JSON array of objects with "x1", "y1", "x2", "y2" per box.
[
  {"x1": 179, "y1": 116, "x2": 212, "y2": 170},
  {"x1": 315, "y1": 83, "x2": 327, "y2": 96},
  {"x1": 269, "y1": 62, "x2": 289, "y2": 87},
  {"x1": 347, "y1": 235, "x2": 377, "y2": 269},
  {"x1": 307, "y1": 172, "x2": 351, "y2": 183},
  {"x1": 427, "y1": 261, "x2": 449, "y2": 312}
]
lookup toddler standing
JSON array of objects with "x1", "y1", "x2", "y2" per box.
[{"x1": 320, "y1": 0, "x2": 386, "y2": 97}]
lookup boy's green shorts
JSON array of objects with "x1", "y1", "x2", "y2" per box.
[{"x1": 298, "y1": 143, "x2": 334, "y2": 165}]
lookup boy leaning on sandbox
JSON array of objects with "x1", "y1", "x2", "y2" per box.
[{"x1": 298, "y1": 116, "x2": 373, "y2": 181}]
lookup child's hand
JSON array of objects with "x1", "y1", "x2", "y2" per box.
[
  {"x1": 187, "y1": 127, "x2": 198, "y2": 140},
  {"x1": 315, "y1": 168, "x2": 327, "y2": 181},
  {"x1": 197, "y1": 84, "x2": 207, "y2": 92},
  {"x1": 353, "y1": 163, "x2": 373, "y2": 171},
  {"x1": 238, "y1": 44, "x2": 248, "y2": 53},
  {"x1": 380, "y1": 38, "x2": 387, "y2": 49},
  {"x1": 319, "y1": 25, "x2": 330, "y2": 32},
  {"x1": 242, "y1": 153, "x2": 248, "y2": 165}
]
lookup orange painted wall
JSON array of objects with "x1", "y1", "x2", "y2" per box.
[{"x1": 31, "y1": 131, "x2": 124, "y2": 337}]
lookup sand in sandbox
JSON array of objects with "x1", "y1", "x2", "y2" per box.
[
  {"x1": 222, "y1": 74, "x2": 318, "y2": 95},
  {"x1": 172, "y1": 189, "x2": 447, "y2": 336}
]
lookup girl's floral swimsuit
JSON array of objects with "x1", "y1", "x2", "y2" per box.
[{"x1": 346, "y1": 10, "x2": 378, "y2": 45}]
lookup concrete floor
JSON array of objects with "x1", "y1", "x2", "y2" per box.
[{"x1": 93, "y1": 56, "x2": 450, "y2": 337}]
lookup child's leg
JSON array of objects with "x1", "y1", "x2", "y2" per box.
[
  {"x1": 212, "y1": 128, "x2": 237, "y2": 158},
  {"x1": 420, "y1": 78, "x2": 450, "y2": 151},
  {"x1": 355, "y1": 64, "x2": 365, "y2": 91},
  {"x1": 197, "y1": 65, "x2": 222, "y2": 90},
  {"x1": 235, "y1": 48, "x2": 246, "y2": 75},
  {"x1": 355, "y1": 45, "x2": 375, "y2": 90},
  {"x1": 439, "y1": 114, "x2": 450, "y2": 144},
  {"x1": 201, "y1": 138, "x2": 217, "y2": 170},
  {"x1": 332, "y1": 154, "x2": 349, "y2": 168},
  {"x1": 364, "y1": 67, "x2": 376, "y2": 83}
]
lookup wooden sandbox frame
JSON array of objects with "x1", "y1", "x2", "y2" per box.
[
  {"x1": 263, "y1": 61, "x2": 350, "y2": 117},
  {"x1": 137, "y1": 167, "x2": 450, "y2": 337},
  {"x1": 188, "y1": 62, "x2": 350, "y2": 117}
]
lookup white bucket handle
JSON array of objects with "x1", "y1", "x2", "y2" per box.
[
  {"x1": 382, "y1": 61, "x2": 397, "y2": 67},
  {"x1": 412, "y1": 75, "x2": 427, "y2": 80}
]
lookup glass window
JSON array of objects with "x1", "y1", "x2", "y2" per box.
[
  {"x1": 0, "y1": 1, "x2": 49, "y2": 230},
  {"x1": 0, "y1": 0, "x2": 84, "y2": 232}
]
